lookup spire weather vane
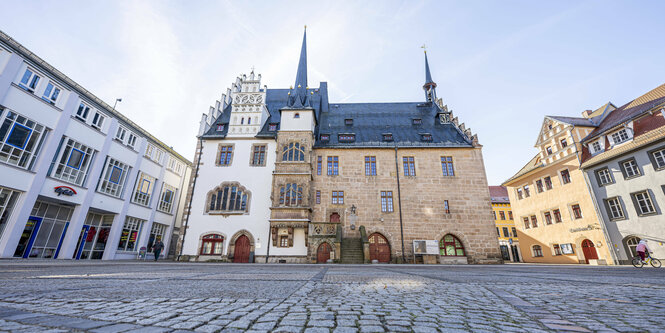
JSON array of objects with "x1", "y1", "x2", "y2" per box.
[{"x1": 421, "y1": 44, "x2": 427, "y2": 53}]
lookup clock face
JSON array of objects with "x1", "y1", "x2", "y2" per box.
[{"x1": 241, "y1": 95, "x2": 249, "y2": 103}]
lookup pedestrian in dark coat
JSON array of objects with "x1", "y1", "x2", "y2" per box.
[{"x1": 152, "y1": 238, "x2": 164, "y2": 261}]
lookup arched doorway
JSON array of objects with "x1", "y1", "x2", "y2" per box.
[
  {"x1": 317, "y1": 242, "x2": 332, "y2": 263},
  {"x1": 233, "y1": 235, "x2": 250, "y2": 263},
  {"x1": 581, "y1": 239, "x2": 598, "y2": 263},
  {"x1": 368, "y1": 233, "x2": 390, "y2": 263}
]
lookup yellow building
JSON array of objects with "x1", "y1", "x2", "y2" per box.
[
  {"x1": 503, "y1": 109, "x2": 616, "y2": 265},
  {"x1": 489, "y1": 186, "x2": 521, "y2": 262}
]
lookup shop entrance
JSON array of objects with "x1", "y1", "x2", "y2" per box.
[
  {"x1": 500, "y1": 245, "x2": 510, "y2": 260},
  {"x1": 511, "y1": 244, "x2": 520, "y2": 262},
  {"x1": 74, "y1": 213, "x2": 113, "y2": 260},
  {"x1": 581, "y1": 239, "x2": 598, "y2": 263},
  {"x1": 14, "y1": 202, "x2": 73, "y2": 258}
]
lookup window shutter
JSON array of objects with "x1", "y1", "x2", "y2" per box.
[
  {"x1": 594, "y1": 169, "x2": 603, "y2": 186},
  {"x1": 619, "y1": 160, "x2": 629, "y2": 179},
  {"x1": 648, "y1": 189, "x2": 661, "y2": 215},
  {"x1": 647, "y1": 149, "x2": 659, "y2": 170},
  {"x1": 630, "y1": 193, "x2": 640, "y2": 216},
  {"x1": 602, "y1": 198, "x2": 612, "y2": 219},
  {"x1": 288, "y1": 227, "x2": 294, "y2": 247}
]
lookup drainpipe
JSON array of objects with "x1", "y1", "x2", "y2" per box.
[
  {"x1": 178, "y1": 137, "x2": 203, "y2": 260},
  {"x1": 394, "y1": 145, "x2": 406, "y2": 263},
  {"x1": 265, "y1": 225, "x2": 271, "y2": 263}
]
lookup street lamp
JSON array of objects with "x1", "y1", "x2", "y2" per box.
[{"x1": 113, "y1": 98, "x2": 122, "y2": 110}]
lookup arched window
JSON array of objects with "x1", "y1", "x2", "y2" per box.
[
  {"x1": 532, "y1": 245, "x2": 543, "y2": 257},
  {"x1": 279, "y1": 183, "x2": 303, "y2": 206},
  {"x1": 439, "y1": 234, "x2": 465, "y2": 256},
  {"x1": 201, "y1": 234, "x2": 224, "y2": 255},
  {"x1": 282, "y1": 142, "x2": 305, "y2": 161},
  {"x1": 241, "y1": 117, "x2": 244, "y2": 125},
  {"x1": 207, "y1": 183, "x2": 250, "y2": 213},
  {"x1": 625, "y1": 236, "x2": 641, "y2": 258}
]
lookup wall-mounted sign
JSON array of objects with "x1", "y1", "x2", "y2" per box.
[
  {"x1": 569, "y1": 224, "x2": 598, "y2": 233},
  {"x1": 54, "y1": 186, "x2": 77, "y2": 196},
  {"x1": 413, "y1": 240, "x2": 439, "y2": 255}
]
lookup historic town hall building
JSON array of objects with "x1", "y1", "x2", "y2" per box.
[{"x1": 179, "y1": 29, "x2": 501, "y2": 264}]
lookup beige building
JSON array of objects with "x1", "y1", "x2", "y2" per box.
[{"x1": 503, "y1": 108, "x2": 615, "y2": 265}]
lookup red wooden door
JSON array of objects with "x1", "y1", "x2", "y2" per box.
[
  {"x1": 369, "y1": 233, "x2": 390, "y2": 263},
  {"x1": 317, "y1": 243, "x2": 331, "y2": 263},
  {"x1": 234, "y1": 235, "x2": 250, "y2": 263},
  {"x1": 581, "y1": 239, "x2": 598, "y2": 263}
]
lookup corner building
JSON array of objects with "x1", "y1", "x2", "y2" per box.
[
  {"x1": 181, "y1": 29, "x2": 501, "y2": 264},
  {"x1": 0, "y1": 30, "x2": 191, "y2": 260}
]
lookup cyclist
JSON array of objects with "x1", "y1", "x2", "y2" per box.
[{"x1": 636, "y1": 239, "x2": 651, "y2": 264}]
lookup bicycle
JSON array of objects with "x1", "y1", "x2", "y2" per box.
[{"x1": 632, "y1": 254, "x2": 662, "y2": 268}]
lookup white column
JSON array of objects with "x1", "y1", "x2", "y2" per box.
[
  {"x1": 57, "y1": 119, "x2": 119, "y2": 259},
  {"x1": 137, "y1": 161, "x2": 167, "y2": 257},
  {"x1": 102, "y1": 138, "x2": 147, "y2": 260}
]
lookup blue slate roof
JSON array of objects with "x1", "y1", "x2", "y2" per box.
[{"x1": 314, "y1": 101, "x2": 472, "y2": 148}]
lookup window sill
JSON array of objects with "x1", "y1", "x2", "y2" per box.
[
  {"x1": 637, "y1": 212, "x2": 658, "y2": 217},
  {"x1": 609, "y1": 217, "x2": 627, "y2": 222},
  {"x1": 623, "y1": 174, "x2": 642, "y2": 181},
  {"x1": 0, "y1": 160, "x2": 37, "y2": 174},
  {"x1": 156, "y1": 210, "x2": 173, "y2": 216},
  {"x1": 47, "y1": 176, "x2": 87, "y2": 189},
  {"x1": 95, "y1": 190, "x2": 124, "y2": 201},
  {"x1": 12, "y1": 83, "x2": 63, "y2": 112},
  {"x1": 249, "y1": 164, "x2": 267, "y2": 167},
  {"x1": 206, "y1": 211, "x2": 247, "y2": 216}
]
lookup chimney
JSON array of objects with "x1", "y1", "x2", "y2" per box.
[{"x1": 581, "y1": 109, "x2": 593, "y2": 118}]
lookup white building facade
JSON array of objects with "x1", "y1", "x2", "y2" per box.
[
  {"x1": 0, "y1": 30, "x2": 191, "y2": 260},
  {"x1": 180, "y1": 71, "x2": 280, "y2": 262}
]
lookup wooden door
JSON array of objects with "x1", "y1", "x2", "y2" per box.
[
  {"x1": 369, "y1": 233, "x2": 390, "y2": 263},
  {"x1": 234, "y1": 235, "x2": 250, "y2": 263},
  {"x1": 581, "y1": 239, "x2": 598, "y2": 263},
  {"x1": 317, "y1": 243, "x2": 331, "y2": 263}
]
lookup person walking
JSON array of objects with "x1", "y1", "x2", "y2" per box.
[
  {"x1": 636, "y1": 239, "x2": 651, "y2": 264},
  {"x1": 152, "y1": 238, "x2": 164, "y2": 261}
]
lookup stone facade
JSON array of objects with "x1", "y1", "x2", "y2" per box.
[{"x1": 311, "y1": 147, "x2": 502, "y2": 264}]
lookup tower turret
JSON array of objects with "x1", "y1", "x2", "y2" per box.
[{"x1": 423, "y1": 51, "x2": 437, "y2": 103}]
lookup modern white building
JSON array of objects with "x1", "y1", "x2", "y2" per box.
[{"x1": 0, "y1": 30, "x2": 191, "y2": 260}]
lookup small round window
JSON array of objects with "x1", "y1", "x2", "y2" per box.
[{"x1": 294, "y1": 113, "x2": 300, "y2": 119}]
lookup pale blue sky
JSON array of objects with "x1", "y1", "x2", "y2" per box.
[{"x1": 2, "y1": 1, "x2": 664, "y2": 185}]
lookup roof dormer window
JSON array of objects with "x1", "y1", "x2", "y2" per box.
[
  {"x1": 382, "y1": 133, "x2": 393, "y2": 142},
  {"x1": 412, "y1": 118, "x2": 422, "y2": 125},
  {"x1": 345, "y1": 118, "x2": 353, "y2": 126},
  {"x1": 420, "y1": 133, "x2": 432, "y2": 142},
  {"x1": 320, "y1": 134, "x2": 330, "y2": 142},
  {"x1": 268, "y1": 123, "x2": 278, "y2": 131},
  {"x1": 338, "y1": 134, "x2": 355, "y2": 143},
  {"x1": 590, "y1": 140, "x2": 603, "y2": 154},
  {"x1": 216, "y1": 124, "x2": 225, "y2": 132},
  {"x1": 611, "y1": 128, "x2": 630, "y2": 145}
]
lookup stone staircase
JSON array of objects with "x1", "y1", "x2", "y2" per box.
[{"x1": 340, "y1": 238, "x2": 364, "y2": 264}]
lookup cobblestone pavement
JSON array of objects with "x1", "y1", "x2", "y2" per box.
[{"x1": 0, "y1": 262, "x2": 663, "y2": 332}]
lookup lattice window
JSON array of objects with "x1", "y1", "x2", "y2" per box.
[
  {"x1": 0, "y1": 109, "x2": 48, "y2": 170},
  {"x1": 439, "y1": 234, "x2": 465, "y2": 256},
  {"x1": 282, "y1": 142, "x2": 304, "y2": 161},
  {"x1": 51, "y1": 137, "x2": 95, "y2": 186},
  {"x1": 132, "y1": 172, "x2": 156, "y2": 206},
  {"x1": 97, "y1": 157, "x2": 130, "y2": 198},
  {"x1": 158, "y1": 183, "x2": 177, "y2": 213},
  {"x1": 207, "y1": 183, "x2": 250, "y2": 213}
]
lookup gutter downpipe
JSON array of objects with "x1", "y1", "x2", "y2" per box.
[
  {"x1": 394, "y1": 145, "x2": 406, "y2": 263},
  {"x1": 178, "y1": 137, "x2": 203, "y2": 260},
  {"x1": 575, "y1": 126, "x2": 619, "y2": 265}
]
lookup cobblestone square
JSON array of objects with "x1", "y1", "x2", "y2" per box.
[{"x1": 0, "y1": 262, "x2": 662, "y2": 332}]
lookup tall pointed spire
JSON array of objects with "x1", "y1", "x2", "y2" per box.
[
  {"x1": 423, "y1": 50, "x2": 437, "y2": 103},
  {"x1": 287, "y1": 26, "x2": 311, "y2": 108}
]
